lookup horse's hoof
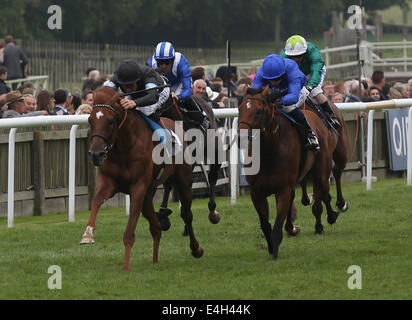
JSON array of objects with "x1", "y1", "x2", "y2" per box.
[
  {"x1": 337, "y1": 202, "x2": 349, "y2": 213},
  {"x1": 156, "y1": 211, "x2": 171, "y2": 231},
  {"x1": 327, "y1": 211, "x2": 340, "y2": 225},
  {"x1": 286, "y1": 225, "x2": 301, "y2": 237},
  {"x1": 208, "y1": 211, "x2": 221, "y2": 224},
  {"x1": 122, "y1": 265, "x2": 130, "y2": 271},
  {"x1": 302, "y1": 193, "x2": 314, "y2": 206},
  {"x1": 314, "y1": 225, "x2": 324, "y2": 234},
  {"x1": 80, "y1": 226, "x2": 95, "y2": 245},
  {"x1": 191, "y1": 246, "x2": 204, "y2": 259}
]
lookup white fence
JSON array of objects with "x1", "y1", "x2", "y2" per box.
[{"x1": 2, "y1": 100, "x2": 412, "y2": 228}]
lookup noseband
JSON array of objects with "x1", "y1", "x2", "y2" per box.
[
  {"x1": 90, "y1": 104, "x2": 128, "y2": 158},
  {"x1": 238, "y1": 96, "x2": 275, "y2": 135}
]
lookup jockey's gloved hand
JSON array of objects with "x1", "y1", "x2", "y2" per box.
[
  {"x1": 267, "y1": 88, "x2": 283, "y2": 103},
  {"x1": 305, "y1": 86, "x2": 313, "y2": 93}
]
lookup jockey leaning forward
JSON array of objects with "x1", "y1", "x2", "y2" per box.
[
  {"x1": 147, "y1": 41, "x2": 209, "y2": 132},
  {"x1": 253, "y1": 54, "x2": 320, "y2": 150},
  {"x1": 103, "y1": 59, "x2": 170, "y2": 133},
  {"x1": 280, "y1": 35, "x2": 340, "y2": 129}
]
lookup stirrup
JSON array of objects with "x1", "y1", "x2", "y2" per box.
[
  {"x1": 330, "y1": 117, "x2": 340, "y2": 129},
  {"x1": 304, "y1": 134, "x2": 320, "y2": 151}
]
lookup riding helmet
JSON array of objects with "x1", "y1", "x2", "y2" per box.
[
  {"x1": 113, "y1": 59, "x2": 141, "y2": 85},
  {"x1": 284, "y1": 35, "x2": 308, "y2": 56},
  {"x1": 261, "y1": 54, "x2": 286, "y2": 80},
  {"x1": 154, "y1": 41, "x2": 175, "y2": 60}
]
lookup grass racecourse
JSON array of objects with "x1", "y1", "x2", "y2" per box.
[{"x1": 0, "y1": 178, "x2": 411, "y2": 300}]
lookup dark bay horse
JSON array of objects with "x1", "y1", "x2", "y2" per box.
[
  {"x1": 238, "y1": 86, "x2": 341, "y2": 259},
  {"x1": 299, "y1": 99, "x2": 350, "y2": 233},
  {"x1": 157, "y1": 96, "x2": 222, "y2": 230},
  {"x1": 80, "y1": 86, "x2": 203, "y2": 270}
]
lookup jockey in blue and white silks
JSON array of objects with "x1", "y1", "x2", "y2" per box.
[
  {"x1": 147, "y1": 41, "x2": 193, "y2": 101},
  {"x1": 253, "y1": 54, "x2": 319, "y2": 150}
]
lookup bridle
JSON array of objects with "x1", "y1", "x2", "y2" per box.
[
  {"x1": 90, "y1": 104, "x2": 128, "y2": 158},
  {"x1": 238, "y1": 96, "x2": 277, "y2": 141}
]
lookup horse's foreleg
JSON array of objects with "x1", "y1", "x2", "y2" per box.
[
  {"x1": 207, "y1": 163, "x2": 221, "y2": 224},
  {"x1": 250, "y1": 188, "x2": 272, "y2": 255},
  {"x1": 312, "y1": 183, "x2": 324, "y2": 234},
  {"x1": 300, "y1": 177, "x2": 314, "y2": 206},
  {"x1": 80, "y1": 179, "x2": 116, "y2": 244},
  {"x1": 157, "y1": 179, "x2": 173, "y2": 231},
  {"x1": 272, "y1": 190, "x2": 292, "y2": 259},
  {"x1": 285, "y1": 191, "x2": 300, "y2": 237},
  {"x1": 142, "y1": 191, "x2": 161, "y2": 264},
  {"x1": 122, "y1": 183, "x2": 147, "y2": 271},
  {"x1": 333, "y1": 163, "x2": 349, "y2": 212}
]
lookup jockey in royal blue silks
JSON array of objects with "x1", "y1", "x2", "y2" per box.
[
  {"x1": 147, "y1": 41, "x2": 210, "y2": 132},
  {"x1": 253, "y1": 54, "x2": 319, "y2": 150}
]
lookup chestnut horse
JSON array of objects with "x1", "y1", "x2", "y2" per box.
[
  {"x1": 238, "y1": 87, "x2": 341, "y2": 259},
  {"x1": 80, "y1": 86, "x2": 203, "y2": 270}
]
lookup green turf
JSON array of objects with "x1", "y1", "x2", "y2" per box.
[{"x1": 0, "y1": 178, "x2": 411, "y2": 300}]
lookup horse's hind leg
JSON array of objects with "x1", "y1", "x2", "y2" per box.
[
  {"x1": 142, "y1": 191, "x2": 161, "y2": 264},
  {"x1": 250, "y1": 188, "x2": 272, "y2": 255},
  {"x1": 207, "y1": 163, "x2": 221, "y2": 224},
  {"x1": 157, "y1": 178, "x2": 173, "y2": 231},
  {"x1": 285, "y1": 191, "x2": 300, "y2": 237},
  {"x1": 312, "y1": 183, "x2": 324, "y2": 234},
  {"x1": 174, "y1": 170, "x2": 203, "y2": 258},
  {"x1": 80, "y1": 177, "x2": 116, "y2": 244},
  {"x1": 333, "y1": 162, "x2": 349, "y2": 212},
  {"x1": 300, "y1": 177, "x2": 313, "y2": 206}
]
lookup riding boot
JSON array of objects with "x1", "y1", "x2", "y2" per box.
[
  {"x1": 289, "y1": 108, "x2": 320, "y2": 151},
  {"x1": 179, "y1": 98, "x2": 209, "y2": 132},
  {"x1": 320, "y1": 101, "x2": 340, "y2": 129}
]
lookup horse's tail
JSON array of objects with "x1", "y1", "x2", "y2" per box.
[{"x1": 297, "y1": 150, "x2": 316, "y2": 183}]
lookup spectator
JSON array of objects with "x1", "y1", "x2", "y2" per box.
[
  {"x1": 68, "y1": 95, "x2": 82, "y2": 114},
  {"x1": 0, "y1": 42, "x2": 4, "y2": 64},
  {"x1": 371, "y1": 70, "x2": 387, "y2": 100},
  {"x1": 345, "y1": 80, "x2": 365, "y2": 102},
  {"x1": 332, "y1": 92, "x2": 344, "y2": 103},
  {"x1": 334, "y1": 81, "x2": 346, "y2": 96},
  {"x1": 0, "y1": 66, "x2": 10, "y2": 105},
  {"x1": 388, "y1": 87, "x2": 402, "y2": 99},
  {"x1": 209, "y1": 77, "x2": 224, "y2": 93},
  {"x1": 81, "y1": 90, "x2": 94, "y2": 106},
  {"x1": 369, "y1": 86, "x2": 381, "y2": 101},
  {"x1": 206, "y1": 86, "x2": 227, "y2": 109},
  {"x1": 382, "y1": 83, "x2": 391, "y2": 100},
  {"x1": 2, "y1": 90, "x2": 47, "y2": 118},
  {"x1": 191, "y1": 67, "x2": 206, "y2": 83},
  {"x1": 3, "y1": 35, "x2": 29, "y2": 89},
  {"x1": 75, "y1": 104, "x2": 92, "y2": 115},
  {"x1": 36, "y1": 89, "x2": 55, "y2": 112},
  {"x1": 82, "y1": 68, "x2": 101, "y2": 92},
  {"x1": 215, "y1": 66, "x2": 237, "y2": 96},
  {"x1": 322, "y1": 81, "x2": 334, "y2": 103},
  {"x1": 192, "y1": 79, "x2": 207, "y2": 99},
  {"x1": 23, "y1": 94, "x2": 36, "y2": 113},
  {"x1": 237, "y1": 77, "x2": 252, "y2": 86},
  {"x1": 401, "y1": 83, "x2": 410, "y2": 98},
  {"x1": 247, "y1": 66, "x2": 258, "y2": 82},
  {"x1": 53, "y1": 88, "x2": 70, "y2": 115}
]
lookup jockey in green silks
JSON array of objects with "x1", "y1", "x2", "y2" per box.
[{"x1": 281, "y1": 35, "x2": 340, "y2": 129}]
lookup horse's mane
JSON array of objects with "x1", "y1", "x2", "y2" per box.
[{"x1": 246, "y1": 87, "x2": 264, "y2": 95}]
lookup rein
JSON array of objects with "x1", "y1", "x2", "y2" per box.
[{"x1": 239, "y1": 96, "x2": 276, "y2": 133}]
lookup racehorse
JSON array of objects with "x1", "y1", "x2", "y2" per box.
[
  {"x1": 156, "y1": 95, "x2": 222, "y2": 231},
  {"x1": 299, "y1": 100, "x2": 349, "y2": 233},
  {"x1": 80, "y1": 86, "x2": 203, "y2": 270},
  {"x1": 238, "y1": 86, "x2": 341, "y2": 259}
]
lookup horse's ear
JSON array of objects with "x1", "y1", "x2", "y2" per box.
[
  {"x1": 262, "y1": 86, "x2": 270, "y2": 97},
  {"x1": 243, "y1": 84, "x2": 250, "y2": 96}
]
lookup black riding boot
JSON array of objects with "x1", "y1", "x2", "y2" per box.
[
  {"x1": 179, "y1": 98, "x2": 210, "y2": 132},
  {"x1": 320, "y1": 101, "x2": 340, "y2": 129},
  {"x1": 289, "y1": 108, "x2": 320, "y2": 151}
]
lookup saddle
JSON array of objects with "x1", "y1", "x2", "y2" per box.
[{"x1": 304, "y1": 98, "x2": 339, "y2": 137}]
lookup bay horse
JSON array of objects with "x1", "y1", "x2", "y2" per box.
[
  {"x1": 80, "y1": 86, "x2": 203, "y2": 270},
  {"x1": 299, "y1": 99, "x2": 349, "y2": 233},
  {"x1": 156, "y1": 95, "x2": 222, "y2": 231},
  {"x1": 238, "y1": 86, "x2": 341, "y2": 259}
]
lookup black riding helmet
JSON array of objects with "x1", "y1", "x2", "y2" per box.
[{"x1": 113, "y1": 59, "x2": 142, "y2": 85}]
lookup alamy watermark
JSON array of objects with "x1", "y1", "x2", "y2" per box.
[
  {"x1": 47, "y1": 5, "x2": 62, "y2": 30},
  {"x1": 151, "y1": 124, "x2": 261, "y2": 175},
  {"x1": 347, "y1": 265, "x2": 362, "y2": 290},
  {"x1": 48, "y1": 265, "x2": 62, "y2": 290},
  {"x1": 347, "y1": 5, "x2": 363, "y2": 30}
]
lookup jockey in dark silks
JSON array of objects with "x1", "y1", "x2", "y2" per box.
[
  {"x1": 147, "y1": 41, "x2": 209, "y2": 132},
  {"x1": 253, "y1": 54, "x2": 320, "y2": 150},
  {"x1": 281, "y1": 35, "x2": 340, "y2": 129},
  {"x1": 103, "y1": 59, "x2": 171, "y2": 140}
]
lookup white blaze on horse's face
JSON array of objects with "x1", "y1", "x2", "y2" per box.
[
  {"x1": 246, "y1": 101, "x2": 252, "y2": 110},
  {"x1": 96, "y1": 111, "x2": 104, "y2": 119}
]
